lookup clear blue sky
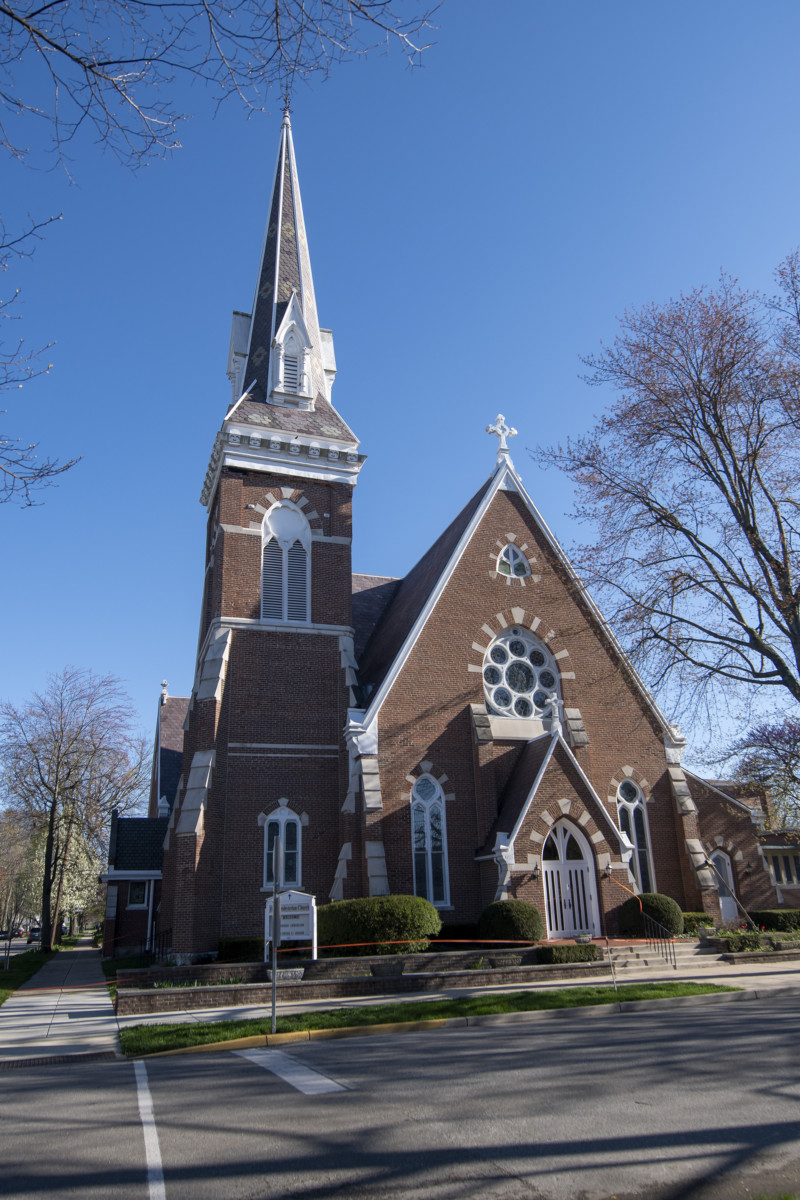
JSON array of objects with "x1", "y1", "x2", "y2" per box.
[{"x1": 3, "y1": 0, "x2": 800, "y2": 760}]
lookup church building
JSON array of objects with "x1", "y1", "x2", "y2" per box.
[{"x1": 103, "y1": 113, "x2": 799, "y2": 960}]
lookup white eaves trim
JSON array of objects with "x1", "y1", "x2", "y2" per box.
[
  {"x1": 355, "y1": 457, "x2": 676, "y2": 741},
  {"x1": 99, "y1": 870, "x2": 162, "y2": 882}
]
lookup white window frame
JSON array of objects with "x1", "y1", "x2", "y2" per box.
[
  {"x1": 616, "y1": 780, "x2": 655, "y2": 894},
  {"x1": 261, "y1": 502, "x2": 311, "y2": 623},
  {"x1": 410, "y1": 774, "x2": 450, "y2": 908},
  {"x1": 482, "y1": 626, "x2": 561, "y2": 721},
  {"x1": 262, "y1": 804, "x2": 302, "y2": 890},
  {"x1": 127, "y1": 880, "x2": 150, "y2": 910},
  {"x1": 496, "y1": 544, "x2": 531, "y2": 579}
]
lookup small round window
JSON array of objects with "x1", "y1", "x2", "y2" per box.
[{"x1": 483, "y1": 628, "x2": 560, "y2": 719}]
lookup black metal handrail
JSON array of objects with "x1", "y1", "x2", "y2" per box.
[{"x1": 642, "y1": 912, "x2": 677, "y2": 969}]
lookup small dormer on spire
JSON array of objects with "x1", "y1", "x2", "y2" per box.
[{"x1": 227, "y1": 111, "x2": 334, "y2": 410}]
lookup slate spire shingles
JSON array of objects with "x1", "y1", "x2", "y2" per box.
[{"x1": 241, "y1": 108, "x2": 325, "y2": 403}]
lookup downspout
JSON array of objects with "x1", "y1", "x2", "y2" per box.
[{"x1": 146, "y1": 879, "x2": 155, "y2": 953}]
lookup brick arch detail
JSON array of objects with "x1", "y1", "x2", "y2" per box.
[
  {"x1": 257, "y1": 486, "x2": 324, "y2": 535},
  {"x1": 607, "y1": 765, "x2": 652, "y2": 810},
  {"x1": 402, "y1": 760, "x2": 456, "y2": 805},
  {"x1": 487, "y1": 531, "x2": 542, "y2": 588},
  {"x1": 529, "y1": 802, "x2": 613, "y2": 866},
  {"x1": 468, "y1": 609, "x2": 576, "y2": 684}
]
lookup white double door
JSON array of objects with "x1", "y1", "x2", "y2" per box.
[{"x1": 542, "y1": 822, "x2": 600, "y2": 938}]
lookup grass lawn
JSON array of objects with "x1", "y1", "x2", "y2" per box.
[
  {"x1": 0, "y1": 948, "x2": 58, "y2": 1006},
  {"x1": 119, "y1": 980, "x2": 738, "y2": 1057}
]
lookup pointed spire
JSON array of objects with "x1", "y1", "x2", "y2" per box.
[{"x1": 239, "y1": 111, "x2": 327, "y2": 406}]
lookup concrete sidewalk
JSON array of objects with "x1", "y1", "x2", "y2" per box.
[
  {"x1": 0, "y1": 939, "x2": 119, "y2": 1062},
  {"x1": 115, "y1": 949, "x2": 800, "y2": 1029}
]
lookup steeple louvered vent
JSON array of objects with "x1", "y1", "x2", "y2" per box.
[
  {"x1": 261, "y1": 540, "x2": 283, "y2": 620},
  {"x1": 283, "y1": 354, "x2": 300, "y2": 392},
  {"x1": 287, "y1": 542, "x2": 309, "y2": 621}
]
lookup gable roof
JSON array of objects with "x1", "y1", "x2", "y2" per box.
[
  {"x1": 357, "y1": 478, "x2": 493, "y2": 695},
  {"x1": 351, "y1": 453, "x2": 678, "y2": 745},
  {"x1": 352, "y1": 575, "x2": 401, "y2": 662},
  {"x1": 477, "y1": 732, "x2": 629, "y2": 859}
]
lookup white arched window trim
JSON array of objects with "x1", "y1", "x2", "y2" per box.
[
  {"x1": 616, "y1": 779, "x2": 655, "y2": 894},
  {"x1": 259, "y1": 802, "x2": 302, "y2": 890},
  {"x1": 261, "y1": 501, "x2": 311, "y2": 623},
  {"x1": 497, "y1": 543, "x2": 530, "y2": 578},
  {"x1": 411, "y1": 774, "x2": 450, "y2": 907}
]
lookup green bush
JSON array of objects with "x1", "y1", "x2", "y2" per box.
[
  {"x1": 536, "y1": 944, "x2": 598, "y2": 964},
  {"x1": 476, "y1": 900, "x2": 544, "y2": 944},
  {"x1": 718, "y1": 931, "x2": 763, "y2": 952},
  {"x1": 746, "y1": 909, "x2": 800, "y2": 932},
  {"x1": 217, "y1": 937, "x2": 265, "y2": 962},
  {"x1": 682, "y1": 912, "x2": 714, "y2": 935},
  {"x1": 618, "y1": 893, "x2": 684, "y2": 937},
  {"x1": 317, "y1": 895, "x2": 441, "y2": 956}
]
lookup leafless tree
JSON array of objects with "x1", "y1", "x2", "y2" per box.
[
  {"x1": 724, "y1": 716, "x2": 800, "y2": 831},
  {"x1": 550, "y1": 253, "x2": 800, "y2": 729},
  {"x1": 0, "y1": 0, "x2": 437, "y2": 503},
  {"x1": 1, "y1": 215, "x2": 81, "y2": 506},
  {"x1": 0, "y1": 668, "x2": 147, "y2": 952},
  {"x1": 1, "y1": 0, "x2": 437, "y2": 168}
]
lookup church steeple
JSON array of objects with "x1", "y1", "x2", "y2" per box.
[
  {"x1": 227, "y1": 109, "x2": 334, "y2": 410},
  {"x1": 203, "y1": 111, "x2": 362, "y2": 510}
]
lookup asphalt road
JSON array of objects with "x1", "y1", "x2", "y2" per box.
[{"x1": 3, "y1": 995, "x2": 800, "y2": 1200}]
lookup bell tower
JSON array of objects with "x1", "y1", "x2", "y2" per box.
[{"x1": 160, "y1": 111, "x2": 365, "y2": 958}]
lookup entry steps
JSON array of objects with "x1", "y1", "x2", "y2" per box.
[{"x1": 606, "y1": 940, "x2": 725, "y2": 979}]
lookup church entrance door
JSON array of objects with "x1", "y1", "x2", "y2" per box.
[
  {"x1": 542, "y1": 821, "x2": 600, "y2": 939},
  {"x1": 710, "y1": 851, "x2": 738, "y2": 924}
]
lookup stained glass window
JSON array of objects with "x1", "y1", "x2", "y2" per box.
[
  {"x1": 264, "y1": 809, "x2": 301, "y2": 887},
  {"x1": 411, "y1": 775, "x2": 449, "y2": 906},
  {"x1": 616, "y1": 780, "x2": 653, "y2": 893},
  {"x1": 497, "y1": 545, "x2": 531, "y2": 578},
  {"x1": 483, "y1": 629, "x2": 561, "y2": 720}
]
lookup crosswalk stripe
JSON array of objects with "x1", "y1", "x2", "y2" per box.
[{"x1": 234, "y1": 1048, "x2": 347, "y2": 1094}]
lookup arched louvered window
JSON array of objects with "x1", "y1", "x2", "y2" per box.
[
  {"x1": 261, "y1": 503, "x2": 310, "y2": 623},
  {"x1": 282, "y1": 354, "x2": 300, "y2": 392},
  {"x1": 411, "y1": 775, "x2": 450, "y2": 907},
  {"x1": 616, "y1": 779, "x2": 654, "y2": 894}
]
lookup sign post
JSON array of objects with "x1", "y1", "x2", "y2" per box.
[{"x1": 270, "y1": 831, "x2": 283, "y2": 1035}]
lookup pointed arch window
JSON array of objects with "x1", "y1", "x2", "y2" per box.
[
  {"x1": 261, "y1": 503, "x2": 310, "y2": 622},
  {"x1": 483, "y1": 627, "x2": 561, "y2": 720},
  {"x1": 411, "y1": 775, "x2": 450, "y2": 907},
  {"x1": 262, "y1": 803, "x2": 302, "y2": 889},
  {"x1": 616, "y1": 779, "x2": 654, "y2": 893},
  {"x1": 497, "y1": 544, "x2": 530, "y2": 578}
]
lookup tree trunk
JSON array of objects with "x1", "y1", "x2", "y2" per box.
[{"x1": 40, "y1": 788, "x2": 59, "y2": 953}]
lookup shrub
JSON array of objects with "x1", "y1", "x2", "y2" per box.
[
  {"x1": 536, "y1": 944, "x2": 598, "y2": 964},
  {"x1": 317, "y1": 895, "x2": 441, "y2": 956},
  {"x1": 435, "y1": 922, "x2": 479, "y2": 948},
  {"x1": 476, "y1": 900, "x2": 544, "y2": 944},
  {"x1": 618, "y1": 893, "x2": 684, "y2": 937},
  {"x1": 717, "y1": 931, "x2": 763, "y2": 952},
  {"x1": 746, "y1": 909, "x2": 800, "y2": 932},
  {"x1": 682, "y1": 911, "x2": 714, "y2": 935},
  {"x1": 217, "y1": 937, "x2": 265, "y2": 962}
]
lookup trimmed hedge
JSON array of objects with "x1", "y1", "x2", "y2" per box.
[
  {"x1": 682, "y1": 912, "x2": 714, "y2": 935},
  {"x1": 746, "y1": 909, "x2": 800, "y2": 932},
  {"x1": 218, "y1": 937, "x2": 265, "y2": 962},
  {"x1": 719, "y1": 931, "x2": 762, "y2": 952},
  {"x1": 477, "y1": 900, "x2": 545, "y2": 944},
  {"x1": 317, "y1": 895, "x2": 441, "y2": 956},
  {"x1": 537, "y1": 944, "x2": 598, "y2": 965},
  {"x1": 619, "y1": 893, "x2": 684, "y2": 937}
]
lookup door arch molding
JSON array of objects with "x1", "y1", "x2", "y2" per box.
[{"x1": 541, "y1": 819, "x2": 601, "y2": 939}]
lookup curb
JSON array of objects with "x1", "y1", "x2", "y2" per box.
[{"x1": 129, "y1": 985, "x2": 800, "y2": 1059}]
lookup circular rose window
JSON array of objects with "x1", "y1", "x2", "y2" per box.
[{"x1": 482, "y1": 628, "x2": 560, "y2": 719}]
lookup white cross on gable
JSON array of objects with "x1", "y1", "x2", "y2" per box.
[{"x1": 486, "y1": 414, "x2": 517, "y2": 457}]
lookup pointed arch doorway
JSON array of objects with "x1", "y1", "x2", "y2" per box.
[{"x1": 542, "y1": 821, "x2": 601, "y2": 938}]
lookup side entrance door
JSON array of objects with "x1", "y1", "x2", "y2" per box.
[
  {"x1": 542, "y1": 821, "x2": 600, "y2": 938},
  {"x1": 710, "y1": 851, "x2": 738, "y2": 924}
]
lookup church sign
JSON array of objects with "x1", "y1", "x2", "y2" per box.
[{"x1": 265, "y1": 890, "x2": 317, "y2": 959}]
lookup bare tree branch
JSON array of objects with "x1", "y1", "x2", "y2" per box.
[{"x1": 549, "y1": 256, "x2": 800, "y2": 728}]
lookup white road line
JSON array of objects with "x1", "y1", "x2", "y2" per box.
[
  {"x1": 134, "y1": 1060, "x2": 167, "y2": 1200},
  {"x1": 234, "y1": 1048, "x2": 347, "y2": 1094}
]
